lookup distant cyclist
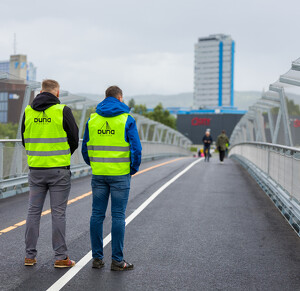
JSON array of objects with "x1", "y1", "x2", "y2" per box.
[{"x1": 202, "y1": 129, "x2": 213, "y2": 162}]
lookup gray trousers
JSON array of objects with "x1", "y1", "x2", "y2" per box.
[{"x1": 25, "y1": 168, "x2": 71, "y2": 260}]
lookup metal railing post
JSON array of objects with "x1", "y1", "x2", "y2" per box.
[
  {"x1": 273, "y1": 109, "x2": 282, "y2": 144},
  {"x1": 291, "y1": 151, "x2": 294, "y2": 199},
  {"x1": 152, "y1": 126, "x2": 157, "y2": 142},
  {"x1": 145, "y1": 124, "x2": 150, "y2": 141},
  {"x1": 78, "y1": 104, "x2": 87, "y2": 139},
  {"x1": 267, "y1": 109, "x2": 274, "y2": 142},
  {"x1": 267, "y1": 146, "x2": 270, "y2": 176},
  {"x1": 0, "y1": 143, "x2": 3, "y2": 180},
  {"x1": 16, "y1": 142, "x2": 23, "y2": 177},
  {"x1": 279, "y1": 88, "x2": 293, "y2": 147}
]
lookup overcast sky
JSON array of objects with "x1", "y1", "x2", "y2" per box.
[{"x1": 0, "y1": 0, "x2": 299, "y2": 96}]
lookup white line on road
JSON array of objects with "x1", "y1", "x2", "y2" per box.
[{"x1": 46, "y1": 158, "x2": 203, "y2": 291}]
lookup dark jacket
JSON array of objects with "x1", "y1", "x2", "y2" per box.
[
  {"x1": 202, "y1": 134, "x2": 213, "y2": 147},
  {"x1": 216, "y1": 133, "x2": 229, "y2": 151},
  {"x1": 21, "y1": 92, "x2": 79, "y2": 159},
  {"x1": 81, "y1": 97, "x2": 142, "y2": 175}
]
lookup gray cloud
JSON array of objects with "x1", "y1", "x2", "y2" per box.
[{"x1": 0, "y1": 0, "x2": 299, "y2": 96}]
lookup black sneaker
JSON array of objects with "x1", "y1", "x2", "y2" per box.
[
  {"x1": 111, "y1": 259, "x2": 134, "y2": 271},
  {"x1": 92, "y1": 258, "x2": 105, "y2": 269}
]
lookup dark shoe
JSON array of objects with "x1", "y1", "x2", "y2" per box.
[
  {"x1": 24, "y1": 257, "x2": 37, "y2": 266},
  {"x1": 54, "y1": 256, "x2": 75, "y2": 268},
  {"x1": 111, "y1": 259, "x2": 134, "y2": 271},
  {"x1": 92, "y1": 258, "x2": 105, "y2": 269}
]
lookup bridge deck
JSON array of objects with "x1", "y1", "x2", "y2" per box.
[{"x1": 0, "y1": 157, "x2": 299, "y2": 290}]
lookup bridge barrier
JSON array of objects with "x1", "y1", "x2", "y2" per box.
[
  {"x1": 0, "y1": 139, "x2": 191, "y2": 199},
  {"x1": 0, "y1": 73, "x2": 192, "y2": 198},
  {"x1": 230, "y1": 57, "x2": 300, "y2": 148},
  {"x1": 229, "y1": 142, "x2": 300, "y2": 236}
]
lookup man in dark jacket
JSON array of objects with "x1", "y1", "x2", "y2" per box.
[
  {"x1": 216, "y1": 130, "x2": 229, "y2": 163},
  {"x1": 21, "y1": 79, "x2": 78, "y2": 268},
  {"x1": 82, "y1": 86, "x2": 142, "y2": 271},
  {"x1": 202, "y1": 130, "x2": 213, "y2": 162}
]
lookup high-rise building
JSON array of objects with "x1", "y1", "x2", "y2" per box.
[
  {"x1": 0, "y1": 54, "x2": 37, "y2": 81},
  {"x1": 27, "y1": 62, "x2": 37, "y2": 81},
  {"x1": 0, "y1": 54, "x2": 36, "y2": 123},
  {"x1": 194, "y1": 34, "x2": 235, "y2": 109}
]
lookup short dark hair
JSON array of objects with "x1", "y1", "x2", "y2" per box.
[
  {"x1": 222, "y1": 130, "x2": 226, "y2": 134},
  {"x1": 105, "y1": 86, "x2": 122, "y2": 98},
  {"x1": 42, "y1": 79, "x2": 59, "y2": 92}
]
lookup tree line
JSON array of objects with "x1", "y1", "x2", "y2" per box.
[{"x1": 128, "y1": 99, "x2": 176, "y2": 129}]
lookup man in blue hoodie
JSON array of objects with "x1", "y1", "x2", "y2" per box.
[{"x1": 82, "y1": 86, "x2": 142, "y2": 271}]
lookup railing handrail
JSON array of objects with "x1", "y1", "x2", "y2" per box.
[
  {"x1": 230, "y1": 142, "x2": 300, "y2": 153},
  {"x1": 0, "y1": 139, "x2": 191, "y2": 147},
  {"x1": 0, "y1": 139, "x2": 84, "y2": 143}
]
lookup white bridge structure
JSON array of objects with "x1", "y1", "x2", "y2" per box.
[
  {"x1": 229, "y1": 58, "x2": 300, "y2": 236},
  {"x1": 0, "y1": 74, "x2": 192, "y2": 198}
]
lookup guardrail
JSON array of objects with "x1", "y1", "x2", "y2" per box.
[
  {"x1": 229, "y1": 142, "x2": 300, "y2": 236},
  {"x1": 0, "y1": 139, "x2": 191, "y2": 199},
  {"x1": 230, "y1": 57, "x2": 300, "y2": 147}
]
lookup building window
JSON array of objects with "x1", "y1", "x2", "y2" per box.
[
  {"x1": 0, "y1": 111, "x2": 7, "y2": 123},
  {"x1": 0, "y1": 102, "x2": 8, "y2": 110},
  {"x1": 0, "y1": 92, "x2": 8, "y2": 123},
  {"x1": 0, "y1": 92, "x2": 8, "y2": 101}
]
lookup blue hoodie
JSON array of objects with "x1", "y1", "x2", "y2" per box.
[{"x1": 81, "y1": 97, "x2": 142, "y2": 175}]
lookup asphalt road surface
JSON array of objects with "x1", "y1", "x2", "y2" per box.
[{"x1": 0, "y1": 157, "x2": 299, "y2": 291}]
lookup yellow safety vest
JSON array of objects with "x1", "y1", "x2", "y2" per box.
[
  {"x1": 24, "y1": 104, "x2": 71, "y2": 167},
  {"x1": 87, "y1": 113, "x2": 131, "y2": 176}
]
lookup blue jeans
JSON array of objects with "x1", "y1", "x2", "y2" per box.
[{"x1": 90, "y1": 174, "x2": 131, "y2": 262}]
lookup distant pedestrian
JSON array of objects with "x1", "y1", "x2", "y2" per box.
[
  {"x1": 202, "y1": 130, "x2": 213, "y2": 162},
  {"x1": 82, "y1": 86, "x2": 142, "y2": 271},
  {"x1": 22, "y1": 79, "x2": 79, "y2": 268},
  {"x1": 216, "y1": 130, "x2": 229, "y2": 164}
]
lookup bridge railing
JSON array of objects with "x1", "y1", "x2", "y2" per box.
[
  {"x1": 0, "y1": 73, "x2": 192, "y2": 198},
  {"x1": 0, "y1": 135, "x2": 191, "y2": 198},
  {"x1": 229, "y1": 142, "x2": 300, "y2": 235},
  {"x1": 230, "y1": 57, "x2": 300, "y2": 148}
]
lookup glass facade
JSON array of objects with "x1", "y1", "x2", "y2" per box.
[
  {"x1": 0, "y1": 92, "x2": 8, "y2": 123},
  {"x1": 27, "y1": 62, "x2": 37, "y2": 81},
  {"x1": 0, "y1": 61, "x2": 10, "y2": 73}
]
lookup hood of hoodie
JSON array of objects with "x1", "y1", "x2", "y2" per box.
[
  {"x1": 31, "y1": 92, "x2": 60, "y2": 111},
  {"x1": 96, "y1": 96, "x2": 130, "y2": 117}
]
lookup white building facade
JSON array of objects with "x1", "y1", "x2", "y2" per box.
[{"x1": 194, "y1": 34, "x2": 235, "y2": 109}]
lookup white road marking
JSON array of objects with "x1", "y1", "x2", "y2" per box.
[{"x1": 46, "y1": 158, "x2": 203, "y2": 291}]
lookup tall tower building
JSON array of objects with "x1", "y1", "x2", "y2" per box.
[
  {"x1": 9, "y1": 55, "x2": 28, "y2": 80},
  {"x1": 194, "y1": 34, "x2": 235, "y2": 109}
]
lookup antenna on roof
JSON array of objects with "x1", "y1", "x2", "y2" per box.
[{"x1": 13, "y1": 33, "x2": 17, "y2": 55}]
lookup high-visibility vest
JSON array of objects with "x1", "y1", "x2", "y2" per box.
[
  {"x1": 24, "y1": 104, "x2": 71, "y2": 167},
  {"x1": 87, "y1": 113, "x2": 131, "y2": 176}
]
